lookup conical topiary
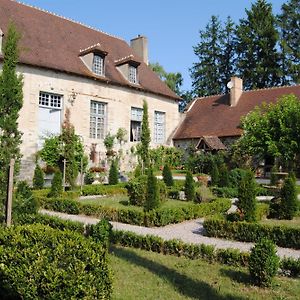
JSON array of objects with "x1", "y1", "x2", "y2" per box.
[
  {"x1": 48, "y1": 169, "x2": 63, "y2": 198},
  {"x1": 185, "y1": 170, "x2": 195, "y2": 201},
  {"x1": 162, "y1": 164, "x2": 174, "y2": 187},
  {"x1": 108, "y1": 159, "x2": 119, "y2": 185},
  {"x1": 33, "y1": 164, "x2": 44, "y2": 189}
]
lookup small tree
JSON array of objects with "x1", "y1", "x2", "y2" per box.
[
  {"x1": 185, "y1": 170, "x2": 195, "y2": 201},
  {"x1": 104, "y1": 133, "x2": 115, "y2": 157},
  {"x1": 144, "y1": 168, "x2": 160, "y2": 211},
  {"x1": 280, "y1": 175, "x2": 297, "y2": 220},
  {"x1": 32, "y1": 164, "x2": 44, "y2": 189},
  {"x1": 108, "y1": 160, "x2": 119, "y2": 185},
  {"x1": 237, "y1": 169, "x2": 257, "y2": 222},
  {"x1": 218, "y1": 163, "x2": 229, "y2": 187},
  {"x1": 48, "y1": 170, "x2": 63, "y2": 198},
  {"x1": 249, "y1": 238, "x2": 279, "y2": 287},
  {"x1": 210, "y1": 161, "x2": 219, "y2": 186},
  {"x1": 140, "y1": 100, "x2": 150, "y2": 171},
  {"x1": 162, "y1": 164, "x2": 173, "y2": 187}
]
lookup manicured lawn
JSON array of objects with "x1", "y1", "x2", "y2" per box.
[
  {"x1": 78, "y1": 195, "x2": 192, "y2": 211},
  {"x1": 260, "y1": 216, "x2": 300, "y2": 228},
  {"x1": 110, "y1": 246, "x2": 300, "y2": 300}
]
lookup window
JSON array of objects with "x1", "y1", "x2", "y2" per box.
[
  {"x1": 128, "y1": 65, "x2": 137, "y2": 84},
  {"x1": 39, "y1": 91, "x2": 62, "y2": 109},
  {"x1": 92, "y1": 54, "x2": 104, "y2": 76},
  {"x1": 90, "y1": 101, "x2": 107, "y2": 139},
  {"x1": 130, "y1": 107, "x2": 143, "y2": 141},
  {"x1": 154, "y1": 111, "x2": 165, "y2": 143}
]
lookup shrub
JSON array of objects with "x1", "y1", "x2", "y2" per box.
[
  {"x1": 218, "y1": 163, "x2": 229, "y2": 187},
  {"x1": 280, "y1": 175, "x2": 298, "y2": 220},
  {"x1": 0, "y1": 224, "x2": 112, "y2": 299},
  {"x1": 185, "y1": 170, "x2": 195, "y2": 201},
  {"x1": 144, "y1": 168, "x2": 160, "y2": 211},
  {"x1": 32, "y1": 164, "x2": 44, "y2": 189},
  {"x1": 228, "y1": 168, "x2": 248, "y2": 188},
  {"x1": 126, "y1": 175, "x2": 147, "y2": 206},
  {"x1": 82, "y1": 183, "x2": 127, "y2": 196},
  {"x1": 108, "y1": 159, "x2": 119, "y2": 185},
  {"x1": 84, "y1": 171, "x2": 95, "y2": 184},
  {"x1": 162, "y1": 164, "x2": 174, "y2": 186},
  {"x1": 195, "y1": 185, "x2": 214, "y2": 203},
  {"x1": 88, "y1": 219, "x2": 113, "y2": 249},
  {"x1": 210, "y1": 161, "x2": 219, "y2": 186},
  {"x1": 237, "y1": 170, "x2": 257, "y2": 222},
  {"x1": 212, "y1": 186, "x2": 238, "y2": 198},
  {"x1": 249, "y1": 238, "x2": 280, "y2": 287},
  {"x1": 47, "y1": 170, "x2": 63, "y2": 198}
]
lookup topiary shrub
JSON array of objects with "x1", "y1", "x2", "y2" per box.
[
  {"x1": 185, "y1": 170, "x2": 195, "y2": 201},
  {"x1": 237, "y1": 170, "x2": 257, "y2": 222},
  {"x1": 249, "y1": 238, "x2": 280, "y2": 287},
  {"x1": 88, "y1": 219, "x2": 113, "y2": 250},
  {"x1": 32, "y1": 164, "x2": 44, "y2": 189},
  {"x1": 210, "y1": 161, "x2": 219, "y2": 186},
  {"x1": 279, "y1": 175, "x2": 298, "y2": 220},
  {"x1": 0, "y1": 224, "x2": 112, "y2": 299},
  {"x1": 108, "y1": 159, "x2": 119, "y2": 185},
  {"x1": 218, "y1": 163, "x2": 229, "y2": 187},
  {"x1": 144, "y1": 168, "x2": 160, "y2": 211},
  {"x1": 47, "y1": 170, "x2": 63, "y2": 198},
  {"x1": 162, "y1": 164, "x2": 174, "y2": 186},
  {"x1": 84, "y1": 171, "x2": 95, "y2": 184}
]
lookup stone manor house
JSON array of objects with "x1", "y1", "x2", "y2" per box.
[
  {"x1": 0, "y1": 0, "x2": 181, "y2": 180},
  {"x1": 1, "y1": 0, "x2": 300, "y2": 181}
]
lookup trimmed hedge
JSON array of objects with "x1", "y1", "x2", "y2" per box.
[
  {"x1": 16, "y1": 212, "x2": 300, "y2": 278},
  {"x1": 0, "y1": 224, "x2": 112, "y2": 299},
  {"x1": 203, "y1": 218, "x2": 300, "y2": 249},
  {"x1": 81, "y1": 183, "x2": 127, "y2": 196},
  {"x1": 39, "y1": 196, "x2": 231, "y2": 227}
]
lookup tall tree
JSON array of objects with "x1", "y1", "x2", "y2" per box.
[
  {"x1": 190, "y1": 15, "x2": 223, "y2": 97},
  {"x1": 219, "y1": 16, "x2": 237, "y2": 93},
  {"x1": 278, "y1": 0, "x2": 300, "y2": 85},
  {"x1": 140, "y1": 100, "x2": 150, "y2": 171},
  {"x1": 236, "y1": 0, "x2": 281, "y2": 89},
  {"x1": 149, "y1": 62, "x2": 183, "y2": 95},
  {"x1": 0, "y1": 23, "x2": 23, "y2": 210}
]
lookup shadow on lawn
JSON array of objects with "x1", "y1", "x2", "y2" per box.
[
  {"x1": 219, "y1": 268, "x2": 251, "y2": 285},
  {"x1": 112, "y1": 246, "x2": 247, "y2": 300}
]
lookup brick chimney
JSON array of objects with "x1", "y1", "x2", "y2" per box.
[
  {"x1": 0, "y1": 29, "x2": 3, "y2": 55},
  {"x1": 130, "y1": 35, "x2": 148, "y2": 65},
  {"x1": 228, "y1": 77, "x2": 243, "y2": 107}
]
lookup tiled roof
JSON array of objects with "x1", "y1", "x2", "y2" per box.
[
  {"x1": 173, "y1": 85, "x2": 300, "y2": 140},
  {"x1": 196, "y1": 136, "x2": 226, "y2": 150},
  {"x1": 0, "y1": 0, "x2": 180, "y2": 100}
]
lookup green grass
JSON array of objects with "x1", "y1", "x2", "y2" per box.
[
  {"x1": 78, "y1": 195, "x2": 192, "y2": 211},
  {"x1": 260, "y1": 216, "x2": 300, "y2": 228},
  {"x1": 110, "y1": 246, "x2": 300, "y2": 300}
]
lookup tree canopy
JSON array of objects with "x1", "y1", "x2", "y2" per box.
[{"x1": 235, "y1": 94, "x2": 300, "y2": 168}]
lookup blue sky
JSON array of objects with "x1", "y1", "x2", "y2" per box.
[{"x1": 21, "y1": 0, "x2": 286, "y2": 91}]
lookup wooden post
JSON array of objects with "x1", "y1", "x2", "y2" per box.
[
  {"x1": 63, "y1": 159, "x2": 66, "y2": 192},
  {"x1": 6, "y1": 158, "x2": 15, "y2": 227},
  {"x1": 80, "y1": 156, "x2": 83, "y2": 195}
]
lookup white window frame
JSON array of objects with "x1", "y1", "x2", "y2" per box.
[
  {"x1": 92, "y1": 54, "x2": 104, "y2": 76},
  {"x1": 128, "y1": 65, "x2": 138, "y2": 84},
  {"x1": 154, "y1": 111, "x2": 165, "y2": 144},
  {"x1": 130, "y1": 107, "x2": 143, "y2": 142},
  {"x1": 90, "y1": 101, "x2": 107, "y2": 139},
  {"x1": 39, "y1": 91, "x2": 62, "y2": 109}
]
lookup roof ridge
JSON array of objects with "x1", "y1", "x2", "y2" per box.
[
  {"x1": 195, "y1": 93, "x2": 225, "y2": 101},
  {"x1": 15, "y1": 1, "x2": 125, "y2": 42},
  {"x1": 243, "y1": 84, "x2": 300, "y2": 94}
]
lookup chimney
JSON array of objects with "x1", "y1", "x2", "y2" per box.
[
  {"x1": 228, "y1": 77, "x2": 243, "y2": 107},
  {"x1": 0, "y1": 29, "x2": 3, "y2": 55},
  {"x1": 130, "y1": 35, "x2": 148, "y2": 65}
]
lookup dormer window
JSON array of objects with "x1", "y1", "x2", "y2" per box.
[
  {"x1": 128, "y1": 65, "x2": 137, "y2": 84},
  {"x1": 115, "y1": 55, "x2": 140, "y2": 85},
  {"x1": 79, "y1": 43, "x2": 108, "y2": 77},
  {"x1": 92, "y1": 54, "x2": 104, "y2": 76}
]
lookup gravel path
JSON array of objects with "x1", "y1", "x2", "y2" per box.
[{"x1": 40, "y1": 209, "x2": 300, "y2": 259}]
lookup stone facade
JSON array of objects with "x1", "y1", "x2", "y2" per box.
[{"x1": 15, "y1": 64, "x2": 180, "y2": 181}]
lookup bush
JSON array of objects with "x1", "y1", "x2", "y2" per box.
[
  {"x1": 32, "y1": 164, "x2": 44, "y2": 189},
  {"x1": 144, "y1": 168, "x2": 160, "y2": 211},
  {"x1": 280, "y1": 175, "x2": 298, "y2": 220},
  {"x1": 47, "y1": 170, "x2": 63, "y2": 198},
  {"x1": 195, "y1": 185, "x2": 214, "y2": 203},
  {"x1": 82, "y1": 183, "x2": 127, "y2": 196},
  {"x1": 228, "y1": 168, "x2": 248, "y2": 188},
  {"x1": 84, "y1": 171, "x2": 95, "y2": 185},
  {"x1": 218, "y1": 163, "x2": 229, "y2": 187},
  {"x1": 237, "y1": 170, "x2": 257, "y2": 222},
  {"x1": 212, "y1": 186, "x2": 238, "y2": 198},
  {"x1": 108, "y1": 159, "x2": 119, "y2": 185},
  {"x1": 88, "y1": 219, "x2": 113, "y2": 249},
  {"x1": 210, "y1": 161, "x2": 219, "y2": 186},
  {"x1": 203, "y1": 218, "x2": 300, "y2": 249},
  {"x1": 249, "y1": 238, "x2": 280, "y2": 287},
  {"x1": 0, "y1": 224, "x2": 112, "y2": 299},
  {"x1": 162, "y1": 164, "x2": 174, "y2": 186},
  {"x1": 185, "y1": 170, "x2": 195, "y2": 201}
]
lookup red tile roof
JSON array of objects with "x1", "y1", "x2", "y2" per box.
[
  {"x1": 173, "y1": 85, "x2": 300, "y2": 140},
  {"x1": 0, "y1": 0, "x2": 180, "y2": 100}
]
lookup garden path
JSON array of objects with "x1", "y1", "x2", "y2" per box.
[{"x1": 40, "y1": 209, "x2": 300, "y2": 259}]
